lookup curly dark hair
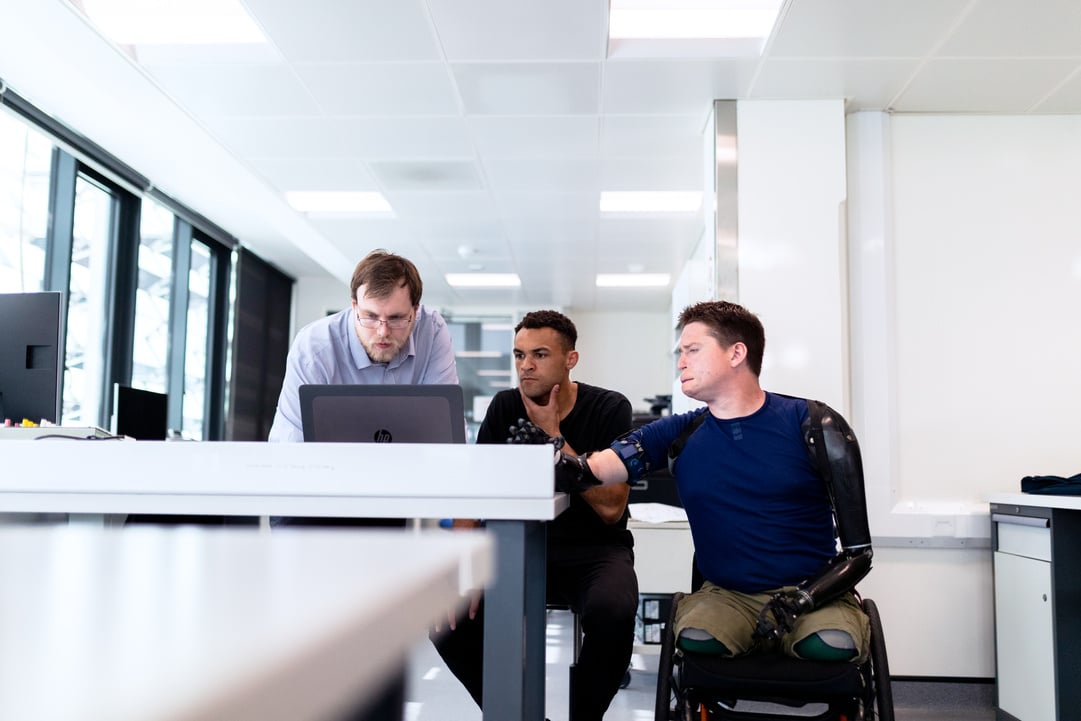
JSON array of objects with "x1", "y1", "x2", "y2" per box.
[
  {"x1": 677, "y1": 301, "x2": 765, "y2": 376},
  {"x1": 349, "y1": 249, "x2": 423, "y2": 306},
  {"x1": 515, "y1": 310, "x2": 577, "y2": 351}
]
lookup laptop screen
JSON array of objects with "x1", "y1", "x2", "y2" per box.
[{"x1": 299, "y1": 384, "x2": 466, "y2": 444}]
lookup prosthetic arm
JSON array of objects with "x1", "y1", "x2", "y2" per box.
[{"x1": 754, "y1": 400, "x2": 874, "y2": 640}]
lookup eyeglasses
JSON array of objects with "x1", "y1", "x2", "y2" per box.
[{"x1": 355, "y1": 313, "x2": 413, "y2": 330}]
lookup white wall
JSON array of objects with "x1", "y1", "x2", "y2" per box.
[
  {"x1": 570, "y1": 311, "x2": 672, "y2": 414},
  {"x1": 292, "y1": 274, "x2": 351, "y2": 335},
  {"x1": 736, "y1": 100, "x2": 849, "y2": 409},
  {"x1": 844, "y1": 111, "x2": 1081, "y2": 677}
]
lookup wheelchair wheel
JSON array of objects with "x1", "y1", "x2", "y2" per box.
[
  {"x1": 654, "y1": 592, "x2": 683, "y2": 721},
  {"x1": 863, "y1": 598, "x2": 894, "y2": 721}
]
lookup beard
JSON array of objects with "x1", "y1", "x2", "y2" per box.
[{"x1": 361, "y1": 336, "x2": 403, "y2": 363}]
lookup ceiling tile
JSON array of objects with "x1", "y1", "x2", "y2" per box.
[
  {"x1": 383, "y1": 191, "x2": 497, "y2": 219},
  {"x1": 769, "y1": 0, "x2": 972, "y2": 57},
  {"x1": 495, "y1": 192, "x2": 599, "y2": 220},
  {"x1": 600, "y1": 155, "x2": 703, "y2": 192},
  {"x1": 453, "y1": 62, "x2": 602, "y2": 115},
  {"x1": 243, "y1": 0, "x2": 441, "y2": 62},
  {"x1": 244, "y1": 157, "x2": 380, "y2": 191},
  {"x1": 426, "y1": 0, "x2": 606, "y2": 61},
  {"x1": 751, "y1": 58, "x2": 924, "y2": 110},
  {"x1": 483, "y1": 157, "x2": 600, "y2": 192},
  {"x1": 369, "y1": 160, "x2": 485, "y2": 191},
  {"x1": 144, "y1": 63, "x2": 321, "y2": 117},
  {"x1": 602, "y1": 59, "x2": 757, "y2": 115},
  {"x1": 466, "y1": 116, "x2": 600, "y2": 158},
  {"x1": 1031, "y1": 68, "x2": 1081, "y2": 113},
  {"x1": 939, "y1": 0, "x2": 1081, "y2": 56},
  {"x1": 600, "y1": 114, "x2": 707, "y2": 157},
  {"x1": 293, "y1": 63, "x2": 461, "y2": 115},
  {"x1": 202, "y1": 116, "x2": 474, "y2": 158},
  {"x1": 893, "y1": 58, "x2": 1081, "y2": 112}
]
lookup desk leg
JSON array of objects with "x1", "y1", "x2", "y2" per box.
[{"x1": 484, "y1": 520, "x2": 546, "y2": 721}]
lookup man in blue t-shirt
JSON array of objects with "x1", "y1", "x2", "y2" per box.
[{"x1": 550, "y1": 300, "x2": 874, "y2": 663}]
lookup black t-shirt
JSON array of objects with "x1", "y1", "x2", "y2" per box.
[{"x1": 477, "y1": 382, "x2": 634, "y2": 547}]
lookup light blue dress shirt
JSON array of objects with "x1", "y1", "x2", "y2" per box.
[{"x1": 268, "y1": 305, "x2": 459, "y2": 442}]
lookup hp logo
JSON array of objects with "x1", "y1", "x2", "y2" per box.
[{"x1": 373, "y1": 429, "x2": 393, "y2": 443}]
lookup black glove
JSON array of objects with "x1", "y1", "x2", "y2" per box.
[
  {"x1": 507, "y1": 418, "x2": 565, "y2": 450},
  {"x1": 753, "y1": 589, "x2": 812, "y2": 641},
  {"x1": 553, "y1": 450, "x2": 602, "y2": 494}
]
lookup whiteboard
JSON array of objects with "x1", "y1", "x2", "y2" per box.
[{"x1": 851, "y1": 113, "x2": 1081, "y2": 541}]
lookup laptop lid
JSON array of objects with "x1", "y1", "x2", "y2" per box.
[{"x1": 299, "y1": 384, "x2": 466, "y2": 444}]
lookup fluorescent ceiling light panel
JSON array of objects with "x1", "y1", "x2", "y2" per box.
[
  {"x1": 445, "y1": 273, "x2": 521, "y2": 288},
  {"x1": 285, "y1": 191, "x2": 392, "y2": 215},
  {"x1": 609, "y1": 0, "x2": 783, "y2": 40},
  {"x1": 596, "y1": 273, "x2": 672, "y2": 288},
  {"x1": 80, "y1": 0, "x2": 268, "y2": 45},
  {"x1": 456, "y1": 351, "x2": 505, "y2": 358},
  {"x1": 600, "y1": 191, "x2": 702, "y2": 213},
  {"x1": 476, "y1": 369, "x2": 513, "y2": 377}
]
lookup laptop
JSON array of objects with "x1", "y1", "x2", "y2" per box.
[{"x1": 299, "y1": 384, "x2": 466, "y2": 444}]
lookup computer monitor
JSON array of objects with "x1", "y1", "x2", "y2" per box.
[
  {"x1": 299, "y1": 384, "x2": 466, "y2": 444},
  {"x1": 0, "y1": 292, "x2": 63, "y2": 425},
  {"x1": 113, "y1": 384, "x2": 169, "y2": 440}
]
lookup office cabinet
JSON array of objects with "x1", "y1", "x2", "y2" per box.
[
  {"x1": 989, "y1": 497, "x2": 1081, "y2": 721},
  {"x1": 629, "y1": 520, "x2": 693, "y2": 594}
]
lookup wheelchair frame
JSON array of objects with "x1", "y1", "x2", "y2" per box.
[{"x1": 654, "y1": 591, "x2": 894, "y2": 721}]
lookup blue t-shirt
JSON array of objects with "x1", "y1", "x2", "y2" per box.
[{"x1": 629, "y1": 392, "x2": 834, "y2": 592}]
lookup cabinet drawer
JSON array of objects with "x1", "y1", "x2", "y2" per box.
[{"x1": 996, "y1": 519, "x2": 1051, "y2": 561}]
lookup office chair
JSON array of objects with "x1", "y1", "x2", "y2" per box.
[{"x1": 654, "y1": 568, "x2": 893, "y2": 721}]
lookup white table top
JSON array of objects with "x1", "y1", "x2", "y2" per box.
[
  {"x1": 0, "y1": 440, "x2": 568, "y2": 520},
  {"x1": 0, "y1": 526, "x2": 492, "y2": 721},
  {"x1": 988, "y1": 492, "x2": 1081, "y2": 512}
]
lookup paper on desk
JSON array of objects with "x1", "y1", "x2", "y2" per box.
[{"x1": 628, "y1": 502, "x2": 688, "y2": 523}]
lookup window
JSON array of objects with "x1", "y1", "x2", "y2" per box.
[
  {"x1": 62, "y1": 174, "x2": 115, "y2": 425},
  {"x1": 0, "y1": 110, "x2": 51, "y2": 292},
  {"x1": 182, "y1": 239, "x2": 212, "y2": 437},
  {"x1": 131, "y1": 198, "x2": 175, "y2": 394}
]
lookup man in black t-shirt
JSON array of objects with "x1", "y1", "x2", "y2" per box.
[{"x1": 431, "y1": 310, "x2": 638, "y2": 721}]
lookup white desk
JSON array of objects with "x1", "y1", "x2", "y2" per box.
[
  {"x1": 0, "y1": 440, "x2": 568, "y2": 721},
  {"x1": 0, "y1": 525, "x2": 492, "y2": 721},
  {"x1": 987, "y1": 493, "x2": 1081, "y2": 721}
]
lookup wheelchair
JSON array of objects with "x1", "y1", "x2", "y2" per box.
[{"x1": 654, "y1": 587, "x2": 894, "y2": 721}]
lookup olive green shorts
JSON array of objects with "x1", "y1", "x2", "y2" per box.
[{"x1": 673, "y1": 582, "x2": 870, "y2": 663}]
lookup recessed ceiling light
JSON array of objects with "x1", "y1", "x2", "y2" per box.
[
  {"x1": 80, "y1": 0, "x2": 268, "y2": 45},
  {"x1": 596, "y1": 273, "x2": 672, "y2": 288},
  {"x1": 600, "y1": 192, "x2": 702, "y2": 213},
  {"x1": 476, "y1": 370, "x2": 513, "y2": 377},
  {"x1": 608, "y1": 0, "x2": 783, "y2": 40},
  {"x1": 284, "y1": 191, "x2": 393, "y2": 215},
  {"x1": 445, "y1": 273, "x2": 522, "y2": 288}
]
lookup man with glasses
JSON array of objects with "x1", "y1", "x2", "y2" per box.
[{"x1": 268, "y1": 248, "x2": 458, "y2": 442}]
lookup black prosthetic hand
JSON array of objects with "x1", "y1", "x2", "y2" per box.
[
  {"x1": 753, "y1": 589, "x2": 813, "y2": 641},
  {"x1": 506, "y1": 419, "x2": 600, "y2": 493},
  {"x1": 507, "y1": 418, "x2": 564, "y2": 449},
  {"x1": 552, "y1": 450, "x2": 601, "y2": 494}
]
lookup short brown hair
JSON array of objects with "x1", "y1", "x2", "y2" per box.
[
  {"x1": 677, "y1": 301, "x2": 765, "y2": 376},
  {"x1": 350, "y1": 249, "x2": 423, "y2": 306},
  {"x1": 515, "y1": 310, "x2": 577, "y2": 351}
]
